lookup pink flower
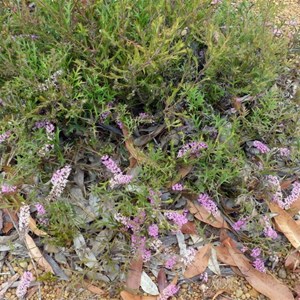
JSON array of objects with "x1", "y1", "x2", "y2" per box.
[
  {"x1": 253, "y1": 140, "x2": 270, "y2": 154},
  {"x1": 181, "y1": 247, "x2": 196, "y2": 266},
  {"x1": 267, "y1": 175, "x2": 283, "y2": 206},
  {"x1": 102, "y1": 155, "x2": 132, "y2": 187},
  {"x1": 232, "y1": 218, "x2": 247, "y2": 231},
  {"x1": 250, "y1": 247, "x2": 261, "y2": 258},
  {"x1": 199, "y1": 272, "x2": 208, "y2": 283},
  {"x1": 1, "y1": 184, "x2": 17, "y2": 194},
  {"x1": 278, "y1": 147, "x2": 290, "y2": 157},
  {"x1": 164, "y1": 211, "x2": 188, "y2": 229},
  {"x1": 282, "y1": 181, "x2": 300, "y2": 209},
  {"x1": 16, "y1": 271, "x2": 33, "y2": 298},
  {"x1": 177, "y1": 141, "x2": 207, "y2": 158},
  {"x1": 263, "y1": 217, "x2": 277, "y2": 239},
  {"x1": 158, "y1": 284, "x2": 180, "y2": 300},
  {"x1": 0, "y1": 131, "x2": 11, "y2": 143},
  {"x1": 171, "y1": 183, "x2": 183, "y2": 191},
  {"x1": 148, "y1": 224, "x2": 159, "y2": 238},
  {"x1": 198, "y1": 193, "x2": 219, "y2": 216},
  {"x1": 35, "y1": 203, "x2": 46, "y2": 215},
  {"x1": 142, "y1": 249, "x2": 152, "y2": 262},
  {"x1": 165, "y1": 256, "x2": 177, "y2": 270},
  {"x1": 101, "y1": 155, "x2": 121, "y2": 175},
  {"x1": 19, "y1": 205, "x2": 30, "y2": 233},
  {"x1": 253, "y1": 258, "x2": 266, "y2": 273},
  {"x1": 47, "y1": 165, "x2": 71, "y2": 200}
]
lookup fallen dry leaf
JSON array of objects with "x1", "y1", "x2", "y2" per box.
[
  {"x1": 181, "y1": 221, "x2": 197, "y2": 234},
  {"x1": 25, "y1": 233, "x2": 54, "y2": 274},
  {"x1": 2, "y1": 208, "x2": 18, "y2": 234},
  {"x1": 80, "y1": 280, "x2": 106, "y2": 295},
  {"x1": 184, "y1": 244, "x2": 212, "y2": 278},
  {"x1": 285, "y1": 251, "x2": 300, "y2": 271},
  {"x1": 287, "y1": 195, "x2": 300, "y2": 217},
  {"x1": 157, "y1": 269, "x2": 168, "y2": 293},
  {"x1": 187, "y1": 200, "x2": 230, "y2": 229},
  {"x1": 0, "y1": 273, "x2": 19, "y2": 298},
  {"x1": 29, "y1": 216, "x2": 47, "y2": 237},
  {"x1": 212, "y1": 289, "x2": 229, "y2": 300},
  {"x1": 224, "y1": 238, "x2": 294, "y2": 300},
  {"x1": 126, "y1": 253, "x2": 143, "y2": 291},
  {"x1": 268, "y1": 202, "x2": 300, "y2": 250},
  {"x1": 167, "y1": 164, "x2": 193, "y2": 188},
  {"x1": 122, "y1": 126, "x2": 158, "y2": 169},
  {"x1": 215, "y1": 245, "x2": 237, "y2": 267},
  {"x1": 120, "y1": 291, "x2": 157, "y2": 300}
]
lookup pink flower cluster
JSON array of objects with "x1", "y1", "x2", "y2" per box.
[
  {"x1": 47, "y1": 165, "x2": 71, "y2": 200},
  {"x1": 165, "y1": 256, "x2": 177, "y2": 270},
  {"x1": 177, "y1": 141, "x2": 207, "y2": 158},
  {"x1": 232, "y1": 218, "x2": 247, "y2": 231},
  {"x1": 148, "y1": 189, "x2": 162, "y2": 206},
  {"x1": 278, "y1": 147, "x2": 290, "y2": 157},
  {"x1": 171, "y1": 183, "x2": 183, "y2": 191},
  {"x1": 34, "y1": 120, "x2": 55, "y2": 155},
  {"x1": 16, "y1": 271, "x2": 33, "y2": 298},
  {"x1": 252, "y1": 258, "x2": 266, "y2": 273},
  {"x1": 282, "y1": 181, "x2": 300, "y2": 209},
  {"x1": 250, "y1": 247, "x2": 266, "y2": 273},
  {"x1": 198, "y1": 193, "x2": 219, "y2": 216},
  {"x1": 35, "y1": 203, "x2": 48, "y2": 225},
  {"x1": 19, "y1": 204, "x2": 30, "y2": 233},
  {"x1": 181, "y1": 247, "x2": 196, "y2": 266},
  {"x1": 148, "y1": 224, "x2": 159, "y2": 238},
  {"x1": 0, "y1": 131, "x2": 11, "y2": 143},
  {"x1": 253, "y1": 140, "x2": 270, "y2": 154},
  {"x1": 268, "y1": 176, "x2": 300, "y2": 209},
  {"x1": 199, "y1": 272, "x2": 208, "y2": 283},
  {"x1": 263, "y1": 216, "x2": 277, "y2": 239},
  {"x1": 101, "y1": 155, "x2": 132, "y2": 188},
  {"x1": 158, "y1": 284, "x2": 180, "y2": 300},
  {"x1": 267, "y1": 175, "x2": 283, "y2": 205},
  {"x1": 1, "y1": 184, "x2": 17, "y2": 194},
  {"x1": 164, "y1": 211, "x2": 188, "y2": 230}
]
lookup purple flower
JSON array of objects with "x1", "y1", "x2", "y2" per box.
[
  {"x1": 16, "y1": 271, "x2": 33, "y2": 298},
  {"x1": 148, "y1": 224, "x2": 159, "y2": 238},
  {"x1": 198, "y1": 193, "x2": 219, "y2": 216},
  {"x1": 165, "y1": 256, "x2": 177, "y2": 270},
  {"x1": 142, "y1": 249, "x2": 152, "y2": 262},
  {"x1": 102, "y1": 155, "x2": 132, "y2": 187},
  {"x1": 35, "y1": 203, "x2": 46, "y2": 215},
  {"x1": 267, "y1": 175, "x2": 283, "y2": 206},
  {"x1": 47, "y1": 165, "x2": 71, "y2": 200},
  {"x1": 199, "y1": 272, "x2": 208, "y2": 283},
  {"x1": 253, "y1": 258, "x2": 266, "y2": 273},
  {"x1": 250, "y1": 247, "x2": 261, "y2": 258},
  {"x1": 0, "y1": 131, "x2": 11, "y2": 143},
  {"x1": 181, "y1": 247, "x2": 196, "y2": 266},
  {"x1": 177, "y1": 141, "x2": 207, "y2": 158},
  {"x1": 171, "y1": 183, "x2": 183, "y2": 191},
  {"x1": 282, "y1": 181, "x2": 300, "y2": 209},
  {"x1": 1, "y1": 184, "x2": 17, "y2": 194},
  {"x1": 101, "y1": 155, "x2": 122, "y2": 175},
  {"x1": 232, "y1": 218, "x2": 247, "y2": 231},
  {"x1": 164, "y1": 211, "x2": 188, "y2": 229},
  {"x1": 158, "y1": 284, "x2": 180, "y2": 300},
  {"x1": 263, "y1": 217, "x2": 277, "y2": 239},
  {"x1": 253, "y1": 140, "x2": 270, "y2": 154}
]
